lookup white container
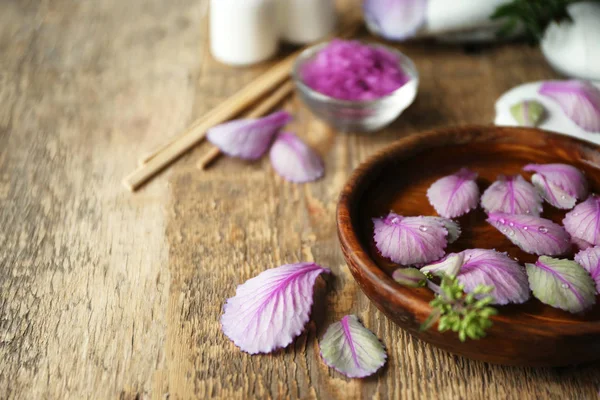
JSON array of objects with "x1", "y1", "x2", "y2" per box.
[
  {"x1": 278, "y1": 0, "x2": 337, "y2": 44},
  {"x1": 210, "y1": 0, "x2": 279, "y2": 66}
]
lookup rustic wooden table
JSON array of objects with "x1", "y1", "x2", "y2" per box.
[{"x1": 1, "y1": 1, "x2": 599, "y2": 399}]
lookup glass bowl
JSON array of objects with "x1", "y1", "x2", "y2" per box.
[{"x1": 291, "y1": 41, "x2": 419, "y2": 132}]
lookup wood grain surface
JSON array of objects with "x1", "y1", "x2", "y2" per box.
[{"x1": 0, "y1": 0, "x2": 598, "y2": 399}]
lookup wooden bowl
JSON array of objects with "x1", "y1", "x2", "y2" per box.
[{"x1": 337, "y1": 126, "x2": 600, "y2": 367}]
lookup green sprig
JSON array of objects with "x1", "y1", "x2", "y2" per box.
[
  {"x1": 420, "y1": 275, "x2": 498, "y2": 342},
  {"x1": 491, "y1": 0, "x2": 583, "y2": 44}
]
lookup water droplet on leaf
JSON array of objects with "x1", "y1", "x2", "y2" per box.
[
  {"x1": 418, "y1": 225, "x2": 428, "y2": 232},
  {"x1": 538, "y1": 227, "x2": 548, "y2": 233}
]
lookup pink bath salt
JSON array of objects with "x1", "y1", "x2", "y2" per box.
[{"x1": 301, "y1": 39, "x2": 410, "y2": 101}]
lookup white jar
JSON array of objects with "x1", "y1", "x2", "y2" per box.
[
  {"x1": 210, "y1": 0, "x2": 279, "y2": 66},
  {"x1": 278, "y1": 0, "x2": 337, "y2": 45}
]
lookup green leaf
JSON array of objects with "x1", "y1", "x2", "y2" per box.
[
  {"x1": 420, "y1": 274, "x2": 497, "y2": 341},
  {"x1": 392, "y1": 268, "x2": 427, "y2": 288},
  {"x1": 491, "y1": 0, "x2": 576, "y2": 44},
  {"x1": 510, "y1": 100, "x2": 546, "y2": 127},
  {"x1": 526, "y1": 256, "x2": 597, "y2": 313},
  {"x1": 420, "y1": 308, "x2": 441, "y2": 331}
]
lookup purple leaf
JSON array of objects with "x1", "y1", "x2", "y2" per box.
[
  {"x1": 458, "y1": 249, "x2": 530, "y2": 305},
  {"x1": 480, "y1": 175, "x2": 543, "y2": 216},
  {"x1": 207, "y1": 111, "x2": 292, "y2": 160},
  {"x1": 427, "y1": 168, "x2": 480, "y2": 218},
  {"x1": 424, "y1": 217, "x2": 462, "y2": 243},
  {"x1": 539, "y1": 80, "x2": 600, "y2": 133},
  {"x1": 563, "y1": 195, "x2": 600, "y2": 246},
  {"x1": 573, "y1": 237, "x2": 594, "y2": 251},
  {"x1": 363, "y1": 0, "x2": 427, "y2": 41},
  {"x1": 487, "y1": 212, "x2": 571, "y2": 256},
  {"x1": 423, "y1": 250, "x2": 530, "y2": 305},
  {"x1": 574, "y1": 246, "x2": 600, "y2": 292},
  {"x1": 319, "y1": 315, "x2": 387, "y2": 378},
  {"x1": 526, "y1": 256, "x2": 597, "y2": 313},
  {"x1": 221, "y1": 262, "x2": 330, "y2": 354},
  {"x1": 373, "y1": 213, "x2": 448, "y2": 265},
  {"x1": 523, "y1": 163, "x2": 588, "y2": 209},
  {"x1": 269, "y1": 132, "x2": 324, "y2": 183}
]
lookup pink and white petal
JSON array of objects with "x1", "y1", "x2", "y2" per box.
[
  {"x1": 269, "y1": 132, "x2": 324, "y2": 183},
  {"x1": 539, "y1": 80, "x2": 600, "y2": 133},
  {"x1": 363, "y1": 0, "x2": 427, "y2": 41},
  {"x1": 574, "y1": 246, "x2": 600, "y2": 293},
  {"x1": 530, "y1": 174, "x2": 577, "y2": 209},
  {"x1": 523, "y1": 163, "x2": 588, "y2": 209},
  {"x1": 481, "y1": 175, "x2": 543, "y2": 216},
  {"x1": 424, "y1": 217, "x2": 462, "y2": 243},
  {"x1": 487, "y1": 212, "x2": 571, "y2": 256},
  {"x1": 526, "y1": 256, "x2": 596, "y2": 313},
  {"x1": 373, "y1": 213, "x2": 448, "y2": 265},
  {"x1": 221, "y1": 262, "x2": 330, "y2": 354},
  {"x1": 420, "y1": 253, "x2": 465, "y2": 278},
  {"x1": 573, "y1": 237, "x2": 594, "y2": 251},
  {"x1": 457, "y1": 249, "x2": 530, "y2": 305},
  {"x1": 207, "y1": 111, "x2": 292, "y2": 160},
  {"x1": 563, "y1": 195, "x2": 600, "y2": 246},
  {"x1": 320, "y1": 315, "x2": 387, "y2": 378},
  {"x1": 427, "y1": 168, "x2": 480, "y2": 218}
]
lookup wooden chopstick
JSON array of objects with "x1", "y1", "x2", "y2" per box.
[
  {"x1": 138, "y1": 106, "x2": 222, "y2": 166},
  {"x1": 123, "y1": 58, "x2": 294, "y2": 191},
  {"x1": 196, "y1": 80, "x2": 295, "y2": 170},
  {"x1": 123, "y1": 22, "x2": 359, "y2": 192}
]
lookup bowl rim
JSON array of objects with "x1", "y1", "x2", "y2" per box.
[
  {"x1": 336, "y1": 125, "x2": 600, "y2": 335},
  {"x1": 291, "y1": 40, "x2": 420, "y2": 107}
]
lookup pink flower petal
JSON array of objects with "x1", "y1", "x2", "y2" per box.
[
  {"x1": 420, "y1": 253, "x2": 465, "y2": 278},
  {"x1": 427, "y1": 168, "x2": 480, "y2": 218},
  {"x1": 207, "y1": 111, "x2": 292, "y2": 160},
  {"x1": 425, "y1": 217, "x2": 462, "y2": 243},
  {"x1": 460, "y1": 249, "x2": 530, "y2": 305},
  {"x1": 523, "y1": 163, "x2": 588, "y2": 209},
  {"x1": 574, "y1": 246, "x2": 600, "y2": 293},
  {"x1": 573, "y1": 237, "x2": 594, "y2": 251},
  {"x1": 539, "y1": 80, "x2": 600, "y2": 133},
  {"x1": 373, "y1": 213, "x2": 448, "y2": 265},
  {"x1": 481, "y1": 175, "x2": 543, "y2": 216},
  {"x1": 269, "y1": 132, "x2": 324, "y2": 183},
  {"x1": 319, "y1": 315, "x2": 387, "y2": 378},
  {"x1": 363, "y1": 0, "x2": 427, "y2": 41},
  {"x1": 221, "y1": 262, "x2": 330, "y2": 354},
  {"x1": 563, "y1": 195, "x2": 600, "y2": 246},
  {"x1": 487, "y1": 212, "x2": 571, "y2": 256},
  {"x1": 422, "y1": 250, "x2": 530, "y2": 305}
]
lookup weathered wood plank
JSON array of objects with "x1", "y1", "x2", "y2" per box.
[{"x1": 0, "y1": 0, "x2": 598, "y2": 399}]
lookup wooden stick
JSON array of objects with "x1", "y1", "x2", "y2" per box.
[
  {"x1": 123, "y1": 58, "x2": 296, "y2": 191},
  {"x1": 138, "y1": 106, "x2": 222, "y2": 166},
  {"x1": 123, "y1": 22, "x2": 359, "y2": 191},
  {"x1": 196, "y1": 80, "x2": 294, "y2": 170}
]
